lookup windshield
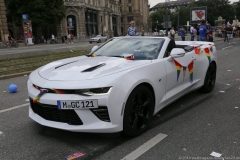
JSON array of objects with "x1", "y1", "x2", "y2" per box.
[{"x1": 92, "y1": 38, "x2": 165, "y2": 60}]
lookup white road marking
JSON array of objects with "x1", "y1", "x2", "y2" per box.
[
  {"x1": 0, "y1": 103, "x2": 29, "y2": 114},
  {"x1": 222, "y1": 46, "x2": 232, "y2": 50},
  {"x1": 121, "y1": 133, "x2": 168, "y2": 160},
  {"x1": 0, "y1": 131, "x2": 3, "y2": 135}
]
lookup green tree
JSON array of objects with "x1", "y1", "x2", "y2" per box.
[
  {"x1": 194, "y1": 0, "x2": 235, "y2": 25},
  {"x1": 6, "y1": 0, "x2": 65, "y2": 28},
  {"x1": 235, "y1": 1, "x2": 240, "y2": 20},
  {"x1": 150, "y1": 9, "x2": 171, "y2": 31}
]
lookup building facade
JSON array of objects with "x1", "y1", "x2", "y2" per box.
[
  {"x1": 0, "y1": 0, "x2": 9, "y2": 41},
  {"x1": 1, "y1": 0, "x2": 150, "y2": 40},
  {"x1": 121, "y1": 0, "x2": 150, "y2": 35},
  {"x1": 61, "y1": 0, "x2": 122, "y2": 38}
]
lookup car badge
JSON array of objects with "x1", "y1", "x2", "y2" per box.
[{"x1": 40, "y1": 89, "x2": 48, "y2": 93}]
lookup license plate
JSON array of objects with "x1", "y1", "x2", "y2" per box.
[{"x1": 57, "y1": 100, "x2": 98, "y2": 110}]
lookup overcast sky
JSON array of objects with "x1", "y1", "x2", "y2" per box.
[{"x1": 149, "y1": 0, "x2": 239, "y2": 8}]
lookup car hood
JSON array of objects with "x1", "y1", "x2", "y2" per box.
[{"x1": 38, "y1": 56, "x2": 151, "y2": 81}]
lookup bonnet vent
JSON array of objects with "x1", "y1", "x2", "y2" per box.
[
  {"x1": 55, "y1": 61, "x2": 78, "y2": 69},
  {"x1": 81, "y1": 63, "x2": 106, "y2": 72}
]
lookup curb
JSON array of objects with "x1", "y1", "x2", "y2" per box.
[{"x1": 0, "y1": 71, "x2": 32, "y2": 80}]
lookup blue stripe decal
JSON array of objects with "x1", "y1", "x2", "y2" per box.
[{"x1": 57, "y1": 101, "x2": 61, "y2": 110}]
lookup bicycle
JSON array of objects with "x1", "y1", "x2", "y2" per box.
[
  {"x1": 12, "y1": 40, "x2": 19, "y2": 48},
  {"x1": 0, "y1": 42, "x2": 7, "y2": 49}
]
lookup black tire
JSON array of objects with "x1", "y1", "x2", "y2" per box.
[
  {"x1": 97, "y1": 39, "x2": 100, "y2": 43},
  {"x1": 13, "y1": 42, "x2": 18, "y2": 48},
  {"x1": 89, "y1": 42, "x2": 92, "y2": 44},
  {"x1": 199, "y1": 62, "x2": 216, "y2": 93},
  {"x1": 123, "y1": 85, "x2": 154, "y2": 137}
]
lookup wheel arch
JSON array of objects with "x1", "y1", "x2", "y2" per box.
[{"x1": 135, "y1": 82, "x2": 156, "y2": 110}]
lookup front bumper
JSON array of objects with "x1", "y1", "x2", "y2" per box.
[{"x1": 28, "y1": 81, "x2": 124, "y2": 133}]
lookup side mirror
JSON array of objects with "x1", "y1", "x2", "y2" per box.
[
  {"x1": 170, "y1": 48, "x2": 185, "y2": 58},
  {"x1": 91, "y1": 46, "x2": 98, "y2": 52}
]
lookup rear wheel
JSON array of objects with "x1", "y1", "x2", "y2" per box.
[
  {"x1": 123, "y1": 85, "x2": 154, "y2": 137},
  {"x1": 199, "y1": 62, "x2": 216, "y2": 93}
]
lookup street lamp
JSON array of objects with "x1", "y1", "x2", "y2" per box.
[
  {"x1": 156, "y1": 21, "x2": 158, "y2": 32},
  {"x1": 165, "y1": 2, "x2": 168, "y2": 36}
]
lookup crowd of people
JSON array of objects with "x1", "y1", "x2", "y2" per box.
[{"x1": 169, "y1": 20, "x2": 239, "y2": 44}]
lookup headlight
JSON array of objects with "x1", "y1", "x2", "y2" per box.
[{"x1": 75, "y1": 87, "x2": 112, "y2": 96}]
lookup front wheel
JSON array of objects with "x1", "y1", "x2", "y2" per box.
[
  {"x1": 199, "y1": 62, "x2": 216, "y2": 93},
  {"x1": 123, "y1": 85, "x2": 154, "y2": 137}
]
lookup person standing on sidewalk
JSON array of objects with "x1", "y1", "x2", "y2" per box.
[
  {"x1": 222, "y1": 24, "x2": 228, "y2": 42},
  {"x1": 170, "y1": 27, "x2": 175, "y2": 39},
  {"x1": 180, "y1": 27, "x2": 186, "y2": 41},
  {"x1": 207, "y1": 24, "x2": 214, "y2": 42},
  {"x1": 190, "y1": 25, "x2": 195, "y2": 41},
  {"x1": 196, "y1": 24, "x2": 200, "y2": 41},
  {"x1": 226, "y1": 24, "x2": 235, "y2": 45},
  {"x1": 70, "y1": 34, "x2": 74, "y2": 43},
  {"x1": 199, "y1": 21, "x2": 207, "y2": 41},
  {"x1": 67, "y1": 33, "x2": 71, "y2": 44},
  {"x1": 51, "y1": 34, "x2": 55, "y2": 44},
  {"x1": 128, "y1": 21, "x2": 137, "y2": 36},
  {"x1": 64, "y1": 34, "x2": 67, "y2": 44}
]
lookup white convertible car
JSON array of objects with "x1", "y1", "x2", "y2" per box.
[
  {"x1": 89, "y1": 35, "x2": 107, "y2": 43},
  {"x1": 28, "y1": 37, "x2": 217, "y2": 136}
]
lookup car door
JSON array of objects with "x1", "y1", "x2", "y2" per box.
[{"x1": 163, "y1": 48, "x2": 198, "y2": 104}]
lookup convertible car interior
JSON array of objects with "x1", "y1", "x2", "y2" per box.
[{"x1": 164, "y1": 39, "x2": 194, "y2": 57}]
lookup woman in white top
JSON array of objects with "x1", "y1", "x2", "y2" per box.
[{"x1": 170, "y1": 27, "x2": 175, "y2": 39}]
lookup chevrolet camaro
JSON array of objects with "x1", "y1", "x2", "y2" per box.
[{"x1": 28, "y1": 37, "x2": 217, "y2": 136}]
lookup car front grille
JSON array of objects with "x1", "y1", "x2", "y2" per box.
[
  {"x1": 91, "y1": 106, "x2": 111, "y2": 122},
  {"x1": 30, "y1": 98, "x2": 83, "y2": 125}
]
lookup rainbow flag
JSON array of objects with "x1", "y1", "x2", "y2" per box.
[
  {"x1": 50, "y1": 88, "x2": 65, "y2": 94},
  {"x1": 204, "y1": 48, "x2": 211, "y2": 63},
  {"x1": 33, "y1": 88, "x2": 65, "y2": 103},
  {"x1": 33, "y1": 89, "x2": 48, "y2": 103},
  {"x1": 173, "y1": 59, "x2": 183, "y2": 81},
  {"x1": 194, "y1": 46, "x2": 201, "y2": 55},
  {"x1": 194, "y1": 46, "x2": 203, "y2": 55},
  {"x1": 188, "y1": 60, "x2": 194, "y2": 83},
  {"x1": 124, "y1": 54, "x2": 135, "y2": 60}
]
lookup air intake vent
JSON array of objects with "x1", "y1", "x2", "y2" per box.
[
  {"x1": 55, "y1": 60, "x2": 78, "y2": 69},
  {"x1": 91, "y1": 106, "x2": 110, "y2": 122},
  {"x1": 30, "y1": 98, "x2": 83, "y2": 125},
  {"x1": 81, "y1": 63, "x2": 106, "y2": 72}
]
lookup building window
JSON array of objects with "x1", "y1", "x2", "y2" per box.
[
  {"x1": 129, "y1": 6, "x2": 132, "y2": 12},
  {"x1": 128, "y1": 0, "x2": 131, "y2": 3},
  {"x1": 101, "y1": 16, "x2": 102, "y2": 22},
  {"x1": 121, "y1": 17, "x2": 123, "y2": 23},
  {"x1": 127, "y1": 16, "x2": 134, "y2": 22}
]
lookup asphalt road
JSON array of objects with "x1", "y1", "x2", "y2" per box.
[{"x1": 0, "y1": 39, "x2": 240, "y2": 160}]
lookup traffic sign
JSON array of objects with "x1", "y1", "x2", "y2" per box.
[{"x1": 163, "y1": 21, "x2": 172, "y2": 28}]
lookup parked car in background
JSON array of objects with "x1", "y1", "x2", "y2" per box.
[{"x1": 89, "y1": 35, "x2": 107, "y2": 43}]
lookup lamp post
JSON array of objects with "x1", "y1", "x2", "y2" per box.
[
  {"x1": 165, "y1": 2, "x2": 168, "y2": 36},
  {"x1": 178, "y1": 12, "x2": 179, "y2": 28},
  {"x1": 156, "y1": 20, "x2": 158, "y2": 32}
]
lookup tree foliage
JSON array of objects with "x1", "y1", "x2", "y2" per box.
[
  {"x1": 6, "y1": 0, "x2": 66, "y2": 28},
  {"x1": 150, "y1": 0, "x2": 237, "y2": 30},
  {"x1": 194, "y1": 0, "x2": 235, "y2": 25}
]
